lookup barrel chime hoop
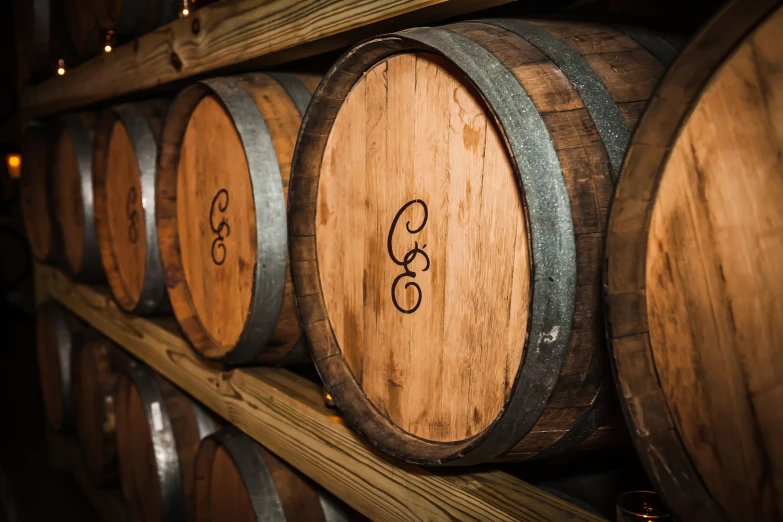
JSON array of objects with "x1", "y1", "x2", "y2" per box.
[
  {"x1": 480, "y1": 19, "x2": 631, "y2": 179},
  {"x1": 266, "y1": 73, "x2": 315, "y2": 361},
  {"x1": 125, "y1": 365, "x2": 186, "y2": 522},
  {"x1": 202, "y1": 427, "x2": 288, "y2": 521},
  {"x1": 267, "y1": 73, "x2": 313, "y2": 117},
  {"x1": 604, "y1": 1, "x2": 781, "y2": 519},
  {"x1": 94, "y1": 104, "x2": 167, "y2": 314},
  {"x1": 190, "y1": 400, "x2": 218, "y2": 441},
  {"x1": 316, "y1": 491, "x2": 349, "y2": 522},
  {"x1": 59, "y1": 114, "x2": 103, "y2": 281},
  {"x1": 612, "y1": 25, "x2": 681, "y2": 67},
  {"x1": 158, "y1": 79, "x2": 288, "y2": 363},
  {"x1": 291, "y1": 25, "x2": 577, "y2": 465},
  {"x1": 48, "y1": 302, "x2": 76, "y2": 433}
]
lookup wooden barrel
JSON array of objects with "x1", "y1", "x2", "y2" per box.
[
  {"x1": 64, "y1": 0, "x2": 105, "y2": 60},
  {"x1": 289, "y1": 19, "x2": 673, "y2": 465},
  {"x1": 604, "y1": 2, "x2": 783, "y2": 521},
  {"x1": 116, "y1": 364, "x2": 218, "y2": 522},
  {"x1": 194, "y1": 427, "x2": 349, "y2": 522},
  {"x1": 20, "y1": 124, "x2": 57, "y2": 262},
  {"x1": 36, "y1": 302, "x2": 82, "y2": 433},
  {"x1": 94, "y1": 101, "x2": 169, "y2": 315},
  {"x1": 74, "y1": 335, "x2": 130, "y2": 486},
  {"x1": 90, "y1": 0, "x2": 173, "y2": 40},
  {"x1": 51, "y1": 112, "x2": 104, "y2": 282},
  {"x1": 156, "y1": 73, "x2": 321, "y2": 365}
]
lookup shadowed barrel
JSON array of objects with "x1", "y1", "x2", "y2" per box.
[{"x1": 605, "y1": 2, "x2": 783, "y2": 521}]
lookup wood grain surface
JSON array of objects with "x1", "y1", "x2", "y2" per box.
[
  {"x1": 319, "y1": 52, "x2": 528, "y2": 442},
  {"x1": 177, "y1": 95, "x2": 257, "y2": 352},
  {"x1": 36, "y1": 262, "x2": 607, "y2": 522},
  {"x1": 646, "y1": 10, "x2": 783, "y2": 521},
  {"x1": 47, "y1": 430, "x2": 129, "y2": 522},
  {"x1": 106, "y1": 120, "x2": 147, "y2": 307},
  {"x1": 158, "y1": 73, "x2": 313, "y2": 362},
  {"x1": 21, "y1": 0, "x2": 513, "y2": 121},
  {"x1": 52, "y1": 129, "x2": 85, "y2": 274},
  {"x1": 293, "y1": 19, "x2": 665, "y2": 463},
  {"x1": 604, "y1": 1, "x2": 783, "y2": 521}
]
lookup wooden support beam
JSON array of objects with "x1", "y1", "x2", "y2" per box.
[
  {"x1": 21, "y1": 0, "x2": 512, "y2": 121},
  {"x1": 35, "y1": 263, "x2": 606, "y2": 522}
]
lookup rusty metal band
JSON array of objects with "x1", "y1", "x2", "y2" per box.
[
  {"x1": 47, "y1": 302, "x2": 77, "y2": 433},
  {"x1": 481, "y1": 19, "x2": 630, "y2": 179}
]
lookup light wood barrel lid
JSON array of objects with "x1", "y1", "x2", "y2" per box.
[
  {"x1": 605, "y1": 1, "x2": 783, "y2": 521},
  {"x1": 177, "y1": 94, "x2": 257, "y2": 354},
  {"x1": 157, "y1": 73, "x2": 319, "y2": 364},
  {"x1": 291, "y1": 20, "x2": 668, "y2": 464},
  {"x1": 318, "y1": 52, "x2": 529, "y2": 442},
  {"x1": 107, "y1": 120, "x2": 147, "y2": 304},
  {"x1": 20, "y1": 126, "x2": 54, "y2": 261}
]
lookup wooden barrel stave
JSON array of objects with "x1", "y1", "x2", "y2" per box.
[
  {"x1": 93, "y1": 100, "x2": 169, "y2": 315},
  {"x1": 156, "y1": 73, "x2": 320, "y2": 365},
  {"x1": 52, "y1": 112, "x2": 104, "y2": 282},
  {"x1": 605, "y1": 1, "x2": 783, "y2": 521},
  {"x1": 74, "y1": 335, "x2": 130, "y2": 485},
  {"x1": 20, "y1": 124, "x2": 57, "y2": 262},
  {"x1": 36, "y1": 302, "x2": 82, "y2": 434},
  {"x1": 116, "y1": 364, "x2": 218, "y2": 522},
  {"x1": 289, "y1": 20, "x2": 670, "y2": 465},
  {"x1": 194, "y1": 426, "x2": 349, "y2": 522}
]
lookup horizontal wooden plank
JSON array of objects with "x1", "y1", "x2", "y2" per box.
[
  {"x1": 20, "y1": 0, "x2": 512, "y2": 121},
  {"x1": 47, "y1": 430, "x2": 128, "y2": 522},
  {"x1": 35, "y1": 262, "x2": 606, "y2": 522}
]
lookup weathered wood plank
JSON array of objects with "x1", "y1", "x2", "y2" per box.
[
  {"x1": 47, "y1": 430, "x2": 128, "y2": 522},
  {"x1": 21, "y1": 0, "x2": 512, "y2": 121},
  {"x1": 35, "y1": 262, "x2": 606, "y2": 522}
]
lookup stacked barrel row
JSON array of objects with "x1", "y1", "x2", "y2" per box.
[
  {"x1": 36, "y1": 302, "x2": 353, "y2": 521},
  {"x1": 25, "y1": 3, "x2": 783, "y2": 522}
]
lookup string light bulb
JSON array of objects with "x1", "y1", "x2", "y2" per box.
[
  {"x1": 6, "y1": 154, "x2": 21, "y2": 179},
  {"x1": 180, "y1": 0, "x2": 190, "y2": 17},
  {"x1": 104, "y1": 30, "x2": 115, "y2": 53},
  {"x1": 56, "y1": 58, "x2": 66, "y2": 76}
]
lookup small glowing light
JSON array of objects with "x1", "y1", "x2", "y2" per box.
[
  {"x1": 56, "y1": 58, "x2": 66, "y2": 76},
  {"x1": 104, "y1": 44, "x2": 112, "y2": 53},
  {"x1": 6, "y1": 154, "x2": 21, "y2": 179},
  {"x1": 182, "y1": 7, "x2": 189, "y2": 16}
]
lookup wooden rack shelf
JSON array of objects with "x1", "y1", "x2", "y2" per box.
[
  {"x1": 47, "y1": 430, "x2": 128, "y2": 522},
  {"x1": 20, "y1": 0, "x2": 512, "y2": 122},
  {"x1": 35, "y1": 262, "x2": 606, "y2": 522}
]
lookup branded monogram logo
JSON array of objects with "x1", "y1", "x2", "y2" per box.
[
  {"x1": 209, "y1": 189, "x2": 230, "y2": 266},
  {"x1": 126, "y1": 186, "x2": 139, "y2": 245},
  {"x1": 387, "y1": 199, "x2": 429, "y2": 314}
]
